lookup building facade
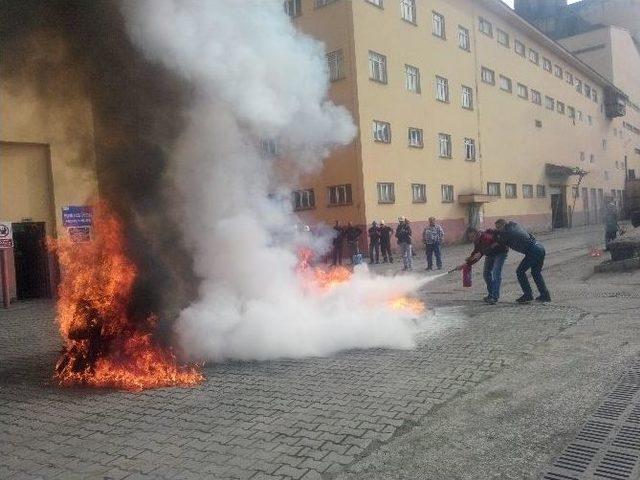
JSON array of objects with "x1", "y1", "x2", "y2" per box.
[{"x1": 288, "y1": 0, "x2": 640, "y2": 246}]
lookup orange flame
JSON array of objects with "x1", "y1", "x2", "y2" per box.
[
  {"x1": 389, "y1": 296, "x2": 426, "y2": 315},
  {"x1": 589, "y1": 248, "x2": 603, "y2": 257},
  {"x1": 50, "y1": 201, "x2": 202, "y2": 390},
  {"x1": 296, "y1": 247, "x2": 352, "y2": 290}
]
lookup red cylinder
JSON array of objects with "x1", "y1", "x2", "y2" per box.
[{"x1": 462, "y1": 264, "x2": 472, "y2": 288}]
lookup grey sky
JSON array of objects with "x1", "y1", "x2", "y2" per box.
[{"x1": 502, "y1": 0, "x2": 582, "y2": 8}]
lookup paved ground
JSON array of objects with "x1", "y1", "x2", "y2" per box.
[{"x1": 1, "y1": 225, "x2": 640, "y2": 479}]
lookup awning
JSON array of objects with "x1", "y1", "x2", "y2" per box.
[
  {"x1": 458, "y1": 193, "x2": 496, "y2": 204},
  {"x1": 545, "y1": 163, "x2": 589, "y2": 177}
]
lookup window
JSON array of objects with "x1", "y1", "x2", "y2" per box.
[
  {"x1": 523, "y1": 184, "x2": 533, "y2": 198},
  {"x1": 328, "y1": 184, "x2": 352, "y2": 206},
  {"x1": 565, "y1": 71, "x2": 573, "y2": 85},
  {"x1": 436, "y1": 75, "x2": 449, "y2": 102},
  {"x1": 517, "y1": 83, "x2": 528, "y2": 99},
  {"x1": 528, "y1": 49, "x2": 539, "y2": 65},
  {"x1": 408, "y1": 127, "x2": 423, "y2": 148},
  {"x1": 441, "y1": 184, "x2": 454, "y2": 203},
  {"x1": 499, "y1": 75, "x2": 512, "y2": 93},
  {"x1": 315, "y1": 0, "x2": 337, "y2": 7},
  {"x1": 366, "y1": 0, "x2": 383, "y2": 6},
  {"x1": 462, "y1": 85, "x2": 474, "y2": 109},
  {"x1": 327, "y1": 50, "x2": 344, "y2": 81},
  {"x1": 481, "y1": 67, "x2": 495, "y2": 85},
  {"x1": 458, "y1": 26, "x2": 470, "y2": 51},
  {"x1": 545, "y1": 96, "x2": 554, "y2": 110},
  {"x1": 514, "y1": 39, "x2": 525, "y2": 56},
  {"x1": 412, "y1": 183, "x2": 426, "y2": 203},
  {"x1": 584, "y1": 84, "x2": 591, "y2": 98},
  {"x1": 377, "y1": 182, "x2": 395, "y2": 204},
  {"x1": 479, "y1": 17, "x2": 493, "y2": 36},
  {"x1": 535, "y1": 119, "x2": 542, "y2": 128},
  {"x1": 588, "y1": 115, "x2": 593, "y2": 125},
  {"x1": 554, "y1": 64, "x2": 563, "y2": 78},
  {"x1": 575, "y1": 79, "x2": 582, "y2": 94},
  {"x1": 438, "y1": 133, "x2": 452, "y2": 158},
  {"x1": 567, "y1": 106, "x2": 575, "y2": 119},
  {"x1": 261, "y1": 138, "x2": 279, "y2": 156},
  {"x1": 487, "y1": 182, "x2": 501, "y2": 196},
  {"x1": 593, "y1": 90, "x2": 598, "y2": 103},
  {"x1": 557, "y1": 101, "x2": 565, "y2": 114},
  {"x1": 536, "y1": 185, "x2": 546, "y2": 197},
  {"x1": 497, "y1": 29, "x2": 509, "y2": 47},
  {"x1": 293, "y1": 189, "x2": 315, "y2": 210},
  {"x1": 464, "y1": 138, "x2": 476, "y2": 161},
  {"x1": 432, "y1": 11, "x2": 445, "y2": 37},
  {"x1": 372, "y1": 120, "x2": 391, "y2": 143},
  {"x1": 505, "y1": 183, "x2": 517, "y2": 198},
  {"x1": 580, "y1": 151, "x2": 585, "y2": 161},
  {"x1": 590, "y1": 154, "x2": 595, "y2": 163},
  {"x1": 531, "y1": 90, "x2": 541, "y2": 105},
  {"x1": 368, "y1": 51, "x2": 387, "y2": 83},
  {"x1": 405, "y1": 64, "x2": 421, "y2": 93},
  {"x1": 401, "y1": 0, "x2": 416, "y2": 23},
  {"x1": 602, "y1": 138, "x2": 607, "y2": 150},
  {"x1": 543, "y1": 58, "x2": 552, "y2": 72},
  {"x1": 572, "y1": 187, "x2": 579, "y2": 198},
  {"x1": 284, "y1": 0, "x2": 302, "y2": 18},
  {"x1": 577, "y1": 110, "x2": 583, "y2": 122}
]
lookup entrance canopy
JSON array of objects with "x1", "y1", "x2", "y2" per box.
[{"x1": 545, "y1": 163, "x2": 588, "y2": 178}]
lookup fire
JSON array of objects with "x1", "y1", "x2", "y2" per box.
[
  {"x1": 50, "y1": 201, "x2": 202, "y2": 390},
  {"x1": 589, "y1": 247, "x2": 603, "y2": 257},
  {"x1": 389, "y1": 296, "x2": 426, "y2": 315},
  {"x1": 296, "y1": 248, "x2": 352, "y2": 290}
]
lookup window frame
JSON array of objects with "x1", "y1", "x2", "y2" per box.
[
  {"x1": 404, "y1": 64, "x2": 421, "y2": 93},
  {"x1": 458, "y1": 25, "x2": 470, "y2": 51},
  {"x1": 293, "y1": 188, "x2": 316, "y2": 211},
  {"x1": 514, "y1": 39, "x2": 525, "y2": 56},
  {"x1": 326, "y1": 49, "x2": 345, "y2": 82},
  {"x1": 432, "y1": 11, "x2": 445, "y2": 38},
  {"x1": 412, "y1": 183, "x2": 427, "y2": 203},
  {"x1": 554, "y1": 64, "x2": 563, "y2": 78},
  {"x1": 441, "y1": 184, "x2": 454, "y2": 203},
  {"x1": 536, "y1": 184, "x2": 546, "y2": 198},
  {"x1": 545, "y1": 96, "x2": 555, "y2": 110},
  {"x1": 435, "y1": 75, "x2": 450, "y2": 102},
  {"x1": 499, "y1": 75, "x2": 512, "y2": 93},
  {"x1": 479, "y1": 17, "x2": 493, "y2": 37},
  {"x1": 328, "y1": 184, "x2": 353, "y2": 206},
  {"x1": 528, "y1": 48, "x2": 539, "y2": 65},
  {"x1": 464, "y1": 138, "x2": 476, "y2": 161},
  {"x1": 543, "y1": 57, "x2": 552, "y2": 72},
  {"x1": 408, "y1": 127, "x2": 424, "y2": 148},
  {"x1": 377, "y1": 182, "x2": 396, "y2": 204},
  {"x1": 438, "y1": 133, "x2": 452, "y2": 158},
  {"x1": 557, "y1": 101, "x2": 565, "y2": 114},
  {"x1": 481, "y1": 67, "x2": 495, "y2": 85},
  {"x1": 368, "y1": 50, "x2": 388, "y2": 84},
  {"x1": 400, "y1": 0, "x2": 417, "y2": 24},
  {"x1": 517, "y1": 83, "x2": 528, "y2": 99},
  {"x1": 487, "y1": 182, "x2": 501, "y2": 197},
  {"x1": 497, "y1": 28, "x2": 509, "y2": 47},
  {"x1": 505, "y1": 183, "x2": 517, "y2": 199},
  {"x1": 284, "y1": 0, "x2": 302, "y2": 18},
  {"x1": 372, "y1": 120, "x2": 391, "y2": 143},
  {"x1": 461, "y1": 85, "x2": 474, "y2": 110},
  {"x1": 522, "y1": 184, "x2": 534, "y2": 198},
  {"x1": 531, "y1": 89, "x2": 542, "y2": 105}
]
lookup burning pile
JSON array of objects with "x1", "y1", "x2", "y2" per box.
[{"x1": 51, "y1": 202, "x2": 202, "y2": 390}]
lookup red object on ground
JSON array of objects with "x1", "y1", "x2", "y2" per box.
[{"x1": 462, "y1": 264, "x2": 472, "y2": 288}]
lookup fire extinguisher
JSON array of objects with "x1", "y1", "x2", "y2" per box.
[{"x1": 462, "y1": 264, "x2": 472, "y2": 288}]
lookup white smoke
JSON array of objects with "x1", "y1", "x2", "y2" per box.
[{"x1": 123, "y1": 0, "x2": 433, "y2": 361}]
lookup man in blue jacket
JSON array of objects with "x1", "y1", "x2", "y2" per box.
[{"x1": 495, "y1": 219, "x2": 551, "y2": 304}]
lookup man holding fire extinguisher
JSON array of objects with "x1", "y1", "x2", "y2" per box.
[{"x1": 455, "y1": 227, "x2": 508, "y2": 304}]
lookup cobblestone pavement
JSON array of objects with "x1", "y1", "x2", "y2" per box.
[{"x1": 1, "y1": 225, "x2": 639, "y2": 479}]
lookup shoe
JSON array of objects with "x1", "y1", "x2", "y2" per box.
[
  {"x1": 482, "y1": 295, "x2": 491, "y2": 303},
  {"x1": 516, "y1": 295, "x2": 533, "y2": 304},
  {"x1": 535, "y1": 295, "x2": 551, "y2": 302},
  {"x1": 486, "y1": 297, "x2": 497, "y2": 305},
  {"x1": 436, "y1": 267, "x2": 442, "y2": 270},
  {"x1": 425, "y1": 267, "x2": 433, "y2": 271}
]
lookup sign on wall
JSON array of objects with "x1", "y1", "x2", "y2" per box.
[
  {"x1": 0, "y1": 222, "x2": 13, "y2": 249},
  {"x1": 62, "y1": 206, "x2": 93, "y2": 243}
]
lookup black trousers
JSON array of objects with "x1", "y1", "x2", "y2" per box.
[
  {"x1": 380, "y1": 242, "x2": 393, "y2": 262},
  {"x1": 332, "y1": 245, "x2": 343, "y2": 265},
  {"x1": 369, "y1": 241, "x2": 380, "y2": 263}
]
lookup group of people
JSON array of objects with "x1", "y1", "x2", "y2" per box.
[
  {"x1": 331, "y1": 217, "x2": 447, "y2": 272},
  {"x1": 331, "y1": 217, "x2": 551, "y2": 305},
  {"x1": 458, "y1": 219, "x2": 551, "y2": 305}
]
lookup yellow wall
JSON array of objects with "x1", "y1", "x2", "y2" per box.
[
  {"x1": 0, "y1": 34, "x2": 98, "y2": 237},
  {"x1": 290, "y1": 0, "x2": 639, "y2": 235}
]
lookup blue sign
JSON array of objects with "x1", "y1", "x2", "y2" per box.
[{"x1": 62, "y1": 206, "x2": 93, "y2": 228}]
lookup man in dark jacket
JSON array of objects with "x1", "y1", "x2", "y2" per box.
[
  {"x1": 495, "y1": 219, "x2": 550, "y2": 303},
  {"x1": 379, "y1": 220, "x2": 393, "y2": 263},
  {"x1": 395, "y1": 217, "x2": 413, "y2": 271},
  {"x1": 368, "y1": 221, "x2": 381, "y2": 264},
  {"x1": 604, "y1": 202, "x2": 619, "y2": 250},
  {"x1": 457, "y1": 227, "x2": 508, "y2": 304},
  {"x1": 344, "y1": 221, "x2": 362, "y2": 264},
  {"x1": 331, "y1": 220, "x2": 344, "y2": 266}
]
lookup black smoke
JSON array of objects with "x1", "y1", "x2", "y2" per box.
[{"x1": 0, "y1": 0, "x2": 196, "y2": 339}]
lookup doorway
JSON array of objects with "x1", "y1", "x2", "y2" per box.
[
  {"x1": 550, "y1": 186, "x2": 567, "y2": 228},
  {"x1": 12, "y1": 222, "x2": 51, "y2": 299}
]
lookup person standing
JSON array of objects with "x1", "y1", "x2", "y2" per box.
[
  {"x1": 331, "y1": 220, "x2": 344, "y2": 266},
  {"x1": 495, "y1": 219, "x2": 551, "y2": 303},
  {"x1": 604, "y1": 202, "x2": 620, "y2": 250},
  {"x1": 395, "y1": 217, "x2": 413, "y2": 271},
  {"x1": 344, "y1": 221, "x2": 362, "y2": 264},
  {"x1": 457, "y1": 227, "x2": 508, "y2": 304},
  {"x1": 423, "y1": 217, "x2": 445, "y2": 270},
  {"x1": 368, "y1": 221, "x2": 381, "y2": 264},
  {"x1": 379, "y1": 220, "x2": 393, "y2": 263}
]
